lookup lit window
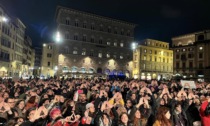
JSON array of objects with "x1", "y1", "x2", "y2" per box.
[
  {"x1": 82, "y1": 50, "x2": 86, "y2": 55},
  {"x1": 120, "y1": 56, "x2": 123, "y2": 59},
  {"x1": 183, "y1": 49, "x2": 186, "y2": 52},
  {"x1": 120, "y1": 43, "x2": 124, "y2": 47},
  {"x1": 73, "y1": 50, "x2": 78, "y2": 54},
  {"x1": 143, "y1": 55, "x2": 146, "y2": 60},
  {"x1": 199, "y1": 47, "x2": 203, "y2": 50},
  {"x1": 107, "y1": 42, "x2": 110, "y2": 45},
  {"x1": 144, "y1": 49, "x2": 147, "y2": 53},
  {"x1": 98, "y1": 53, "x2": 102, "y2": 58},
  {"x1": 114, "y1": 42, "x2": 117, "y2": 46},
  {"x1": 107, "y1": 53, "x2": 110, "y2": 58},
  {"x1": 177, "y1": 49, "x2": 179, "y2": 52}
]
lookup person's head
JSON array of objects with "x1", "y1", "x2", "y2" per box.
[
  {"x1": 59, "y1": 95, "x2": 65, "y2": 103},
  {"x1": 86, "y1": 103, "x2": 95, "y2": 113},
  {"x1": 25, "y1": 107, "x2": 36, "y2": 121},
  {"x1": 135, "y1": 110, "x2": 141, "y2": 119},
  {"x1": 175, "y1": 102, "x2": 182, "y2": 113},
  {"x1": 15, "y1": 100, "x2": 25, "y2": 110},
  {"x1": 131, "y1": 93, "x2": 136, "y2": 100},
  {"x1": 163, "y1": 94, "x2": 168, "y2": 100},
  {"x1": 156, "y1": 106, "x2": 171, "y2": 126},
  {"x1": 14, "y1": 92, "x2": 19, "y2": 98},
  {"x1": 5, "y1": 97, "x2": 15, "y2": 108},
  {"x1": 50, "y1": 108, "x2": 62, "y2": 120},
  {"x1": 126, "y1": 99, "x2": 133, "y2": 108},
  {"x1": 47, "y1": 89, "x2": 54, "y2": 96},
  {"x1": 102, "y1": 113, "x2": 110, "y2": 125},
  {"x1": 3, "y1": 92, "x2": 9, "y2": 99},
  {"x1": 160, "y1": 98, "x2": 165, "y2": 105},
  {"x1": 79, "y1": 93, "x2": 87, "y2": 102},
  {"x1": 28, "y1": 96, "x2": 39, "y2": 104},
  {"x1": 120, "y1": 112, "x2": 129, "y2": 124}
]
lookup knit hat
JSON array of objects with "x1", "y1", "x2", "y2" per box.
[{"x1": 86, "y1": 103, "x2": 94, "y2": 110}]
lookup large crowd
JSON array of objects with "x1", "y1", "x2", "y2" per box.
[{"x1": 0, "y1": 77, "x2": 210, "y2": 126}]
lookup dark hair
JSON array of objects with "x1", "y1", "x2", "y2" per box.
[
  {"x1": 15, "y1": 99, "x2": 25, "y2": 108},
  {"x1": 25, "y1": 107, "x2": 36, "y2": 120},
  {"x1": 28, "y1": 96, "x2": 36, "y2": 104}
]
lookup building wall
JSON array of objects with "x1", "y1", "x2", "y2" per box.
[
  {"x1": 133, "y1": 39, "x2": 173, "y2": 80},
  {"x1": 54, "y1": 6, "x2": 136, "y2": 78},
  {"x1": 172, "y1": 30, "x2": 210, "y2": 81},
  {"x1": 0, "y1": 6, "x2": 35, "y2": 78},
  {"x1": 41, "y1": 43, "x2": 58, "y2": 77}
]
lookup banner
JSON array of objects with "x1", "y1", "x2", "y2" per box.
[{"x1": 181, "y1": 80, "x2": 196, "y2": 89}]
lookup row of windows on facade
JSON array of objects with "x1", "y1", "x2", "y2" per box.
[
  {"x1": 134, "y1": 55, "x2": 172, "y2": 63},
  {"x1": 175, "y1": 46, "x2": 203, "y2": 52},
  {"x1": 176, "y1": 62, "x2": 203, "y2": 69},
  {"x1": 2, "y1": 24, "x2": 25, "y2": 40},
  {"x1": 47, "y1": 52, "x2": 128, "y2": 59},
  {"x1": 134, "y1": 63, "x2": 172, "y2": 71},
  {"x1": 146, "y1": 42, "x2": 169, "y2": 48},
  {"x1": 48, "y1": 60, "x2": 130, "y2": 67},
  {"x1": 176, "y1": 53, "x2": 203, "y2": 60},
  {"x1": 65, "y1": 19, "x2": 131, "y2": 36},
  {"x1": 140, "y1": 49, "x2": 173, "y2": 56},
  {"x1": 65, "y1": 34, "x2": 126, "y2": 47},
  {"x1": 1, "y1": 38, "x2": 24, "y2": 54},
  {"x1": 0, "y1": 49, "x2": 23, "y2": 61}
]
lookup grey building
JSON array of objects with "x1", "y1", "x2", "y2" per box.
[{"x1": 54, "y1": 6, "x2": 136, "y2": 78}]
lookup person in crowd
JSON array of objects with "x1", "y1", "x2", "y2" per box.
[{"x1": 153, "y1": 106, "x2": 172, "y2": 126}]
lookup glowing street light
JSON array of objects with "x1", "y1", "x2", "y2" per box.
[
  {"x1": 55, "y1": 31, "x2": 62, "y2": 43},
  {"x1": 131, "y1": 42, "x2": 137, "y2": 50},
  {"x1": 0, "y1": 16, "x2": 8, "y2": 22}
]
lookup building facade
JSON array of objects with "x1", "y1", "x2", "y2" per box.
[
  {"x1": 33, "y1": 47, "x2": 42, "y2": 76},
  {"x1": 46, "y1": 6, "x2": 136, "y2": 78},
  {"x1": 172, "y1": 30, "x2": 210, "y2": 81},
  {"x1": 133, "y1": 39, "x2": 173, "y2": 80},
  {"x1": 0, "y1": 5, "x2": 35, "y2": 78}
]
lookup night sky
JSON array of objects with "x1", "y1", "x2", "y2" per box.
[{"x1": 1, "y1": 0, "x2": 210, "y2": 47}]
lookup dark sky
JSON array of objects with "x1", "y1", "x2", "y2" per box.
[{"x1": 1, "y1": 0, "x2": 210, "y2": 47}]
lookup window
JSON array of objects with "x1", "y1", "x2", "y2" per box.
[
  {"x1": 120, "y1": 55, "x2": 123, "y2": 59},
  {"x1": 127, "y1": 30, "x2": 131, "y2": 36},
  {"x1": 155, "y1": 57, "x2": 157, "y2": 62},
  {"x1": 143, "y1": 64, "x2": 146, "y2": 69},
  {"x1": 199, "y1": 53, "x2": 203, "y2": 58},
  {"x1": 176, "y1": 49, "x2": 180, "y2": 52},
  {"x1": 82, "y1": 50, "x2": 86, "y2": 55},
  {"x1": 47, "y1": 62, "x2": 50, "y2": 67},
  {"x1": 182, "y1": 62, "x2": 186, "y2": 68},
  {"x1": 150, "y1": 56, "x2": 152, "y2": 61},
  {"x1": 48, "y1": 45, "x2": 52, "y2": 49},
  {"x1": 91, "y1": 37, "x2": 95, "y2": 43},
  {"x1": 98, "y1": 53, "x2": 102, "y2": 58},
  {"x1": 114, "y1": 42, "x2": 117, "y2": 46},
  {"x1": 144, "y1": 49, "x2": 147, "y2": 53},
  {"x1": 74, "y1": 35, "x2": 78, "y2": 40},
  {"x1": 183, "y1": 49, "x2": 186, "y2": 52},
  {"x1": 188, "y1": 54, "x2": 193, "y2": 58},
  {"x1": 108, "y1": 27, "x2": 111, "y2": 33},
  {"x1": 189, "y1": 61, "x2": 193, "y2": 68},
  {"x1": 100, "y1": 25, "x2": 103, "y2": 31},
  {"x1": 107, "y1": 42, "x2": 110, "y2": 45},
  {"x1": 199, "y1": 62, "x2": 203, "y2": 68},
  {"x1": 99, "y1": 39, "x2": 103, "y2": 44},
  {"x1": 121, "y1": 30, "x2": 124, "y2": 35},
  {"x1": 82, "y1": 35, "x2": 87, "y2": 41},
  {"x1": 90, "y1": 51, "x2": 94, "y2": 56},
  {"x1": 155, "y1": 50, "x2": 157, "y2": 54},
  {"x1": 163, "y1": 58, "x2": 165, "y2": 63},
  {"x1": 120, "y1": 43, "x2": 124, "y2": 47},
  {"x1": 107, "y1": 53, "x2": 110, "y2": 58},
  {"x1": 65, "y1": 32, "x2": 70, "y2": 39},
  {"x1": 176, "y1": 54, "x2": 180, "y2": 59},
  {"x1": 134, "y1": 55, "x2": 137, "y2": 60},
  {"x1": 75, "y1": 20, "x2": 79, "y2": 27},
  {"x1": 66, "y1": 18, "x2": 70, "y2": 25},
  {"x1": 83, "y1": 22, "x2": 87, "y2": 28},
  {"x1": 91, "y1": 24, "x2": 95, "y2": 30},
  {"x1": 143, "y1": 55, "x2": 146, "y2": 60},
  {"x1": 73, "y1": 50, "x2": 78, "y2": 54},
  {"x1": 149, "y1": 50, "x2": 152, "y2": 54},
  {"x1": 47, "y1": 53, "x2": 52, "y2": 58}
]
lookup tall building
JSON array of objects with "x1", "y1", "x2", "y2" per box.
[
  {"x1": 133, "y1": 39, "x2": 173, "y2": 80},
  {"x1": 0, "y1": 5, "x2": 35, "y2": 78},
  {"x1": 41, "y1": 6, "x2": 136, "y2": 78},
  {"x1": 33, "y1": 47, "x2": 42, "y2": 76},
  {"x1": 172, "y1": 30, "x2": 210, "y2": 81}
]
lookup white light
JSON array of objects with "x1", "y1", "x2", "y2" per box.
[
  {"x1": 56, "y1": 31, "x2": 61, "y2": 42},
  {"x1": 43, "y1": 43, "x2": 46, "y2": 47},
  {"x1": 54, "y1": 66, "x2": 58, "y2": 71},
  {"x1": 1, "y1": 17, "x2": 8, "y2": 22},
  {"x1": 132, "y1": 42, "x2": 137, "y2": 50}
]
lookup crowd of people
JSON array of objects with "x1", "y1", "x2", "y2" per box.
[{"x1": 0, "y1": 77, "x2": 210, "y2": 126}]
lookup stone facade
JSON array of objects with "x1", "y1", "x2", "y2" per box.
[
  {"x1": 172, "y1": 30, "x2": 210, "y2": 81},
  {"x1": 133, "y1": 39, "x2": 173, "y2": 80},
  {"x1": 53, "y1": 6, "x2": 136, "y2": 78}
]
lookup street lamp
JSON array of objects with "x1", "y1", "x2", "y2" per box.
[
  {"x1": 54, "y1": 31, "x2": 62, "y2": 43},
  {"x1": 0, "y1": 16, "x2": 8, "y2": 22},
  {"x1": 131, "y1": 42, "x2": 137, "y2": 50}
]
